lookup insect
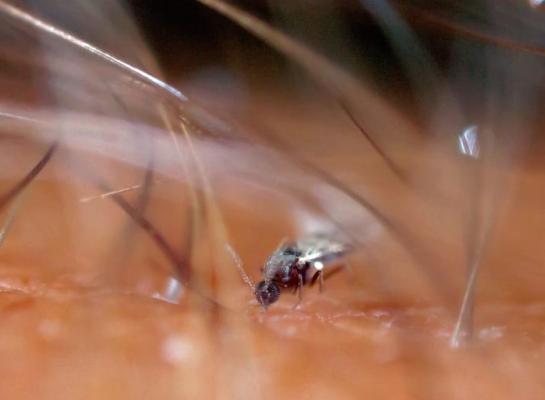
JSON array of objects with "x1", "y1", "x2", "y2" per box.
[{"x1": 254, "y1": 234, "x2": 351, "y2": 308}]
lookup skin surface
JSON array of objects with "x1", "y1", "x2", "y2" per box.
[
  {"x1": 0, "y1": 88, "x2": 544, "y2": 400},
  {"x1": 1, "y1": 2, "x2": 544, "y2": 398}
]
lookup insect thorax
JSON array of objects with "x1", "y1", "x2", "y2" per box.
[{"x1": 262, "y1": 245, "x2": 301, "y2": 283}]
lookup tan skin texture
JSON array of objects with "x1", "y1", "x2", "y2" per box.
[
  {"x1": 0, "y1": 78, "x2": 544, "y2": 400},
  {"x1": 0, "y1": 0, "x2": 544, "y2": 397}
]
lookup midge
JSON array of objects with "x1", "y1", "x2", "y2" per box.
[{"x1": 254, "y1": 234, "x2": 351, "y2": 308}]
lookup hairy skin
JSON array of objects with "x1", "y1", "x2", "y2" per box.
[
  {"x1": 0, "y1": 88, "x2": 544, "y2": 400},
  {"x1": 0, "y1": 2, "x2": 544, "y2": 394}
]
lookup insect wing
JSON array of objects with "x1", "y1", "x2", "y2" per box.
[{"x1": 296, "y1": 235, "x2": 351, "y2": 266}]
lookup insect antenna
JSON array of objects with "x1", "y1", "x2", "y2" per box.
[{"x1": 225, "y1": 243, "x2": 255, "y2": 291}]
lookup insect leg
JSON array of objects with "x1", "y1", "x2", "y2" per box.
[
  {"x1": 324, "y1": 264, "x2": 346, "y2": 281},
  {"x1": 297, "y1": 273, "x2": 304, "y2": 300},
  {"x1": 292, "y1": 273, "x2": 304, "y2": 310},
  {"x1": 310, "y1": 270, "x2": 324, "y2": 292},
  {"x1": 319, "y1": 271, "x2": 324, "y2": 292},
  {"x1": 225, "y1": 243, "x2": 255, "y2": 290},
  {"x1": 310, "y1": 264, "x2": 346, "y2": 289}
]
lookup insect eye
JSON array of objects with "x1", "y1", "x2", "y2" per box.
[{"x1": 255, "y1": 281, "x2": 280, "y2": 307}]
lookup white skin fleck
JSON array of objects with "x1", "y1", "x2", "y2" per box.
[
  {"x1": 161, "y1": 335, "x2": 194, "y2": 365},
  {"x1": 478, "y1": 326, "x2": 505, "y2": 341}
]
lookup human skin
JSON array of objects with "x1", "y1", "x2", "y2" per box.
[
  {"x1": 1, "y1": 2, "x2": 545, "y2": 398},
  {"x1": 0, "y1": 88, "x2": 544, "y2": 400}
]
